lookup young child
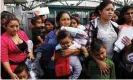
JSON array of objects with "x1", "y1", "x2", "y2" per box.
[
  {"x1": 87, "y1": 39, "x2": 116, "y2": 79},
  {"x1": 14, "y1": 63, "x2": 30, "y2": 79},
  {"x1": 31, "y1": 16, "x2": 45, "y2": 48},
  {"x1": 52, "y1": 30, "x2": 89, "y2": 79}
]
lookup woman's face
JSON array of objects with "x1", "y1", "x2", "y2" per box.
[
  {"x1": 71, "y1": 19, "x2": 78, "y2": 28},
  {"x1": 45, "y1": 21, "x2": 54, "y2": 32},
  {"x1": 59, "y1": 13, "x2": 71, "y2": 27},
  {"x1": 99, "y1": 4, "x2": 114, "y2": 21},
  {"x1": 124, "y1": 9, "x2": 133, "y2": 23},
  {"x1": 90, "y1": 14, "x2": 96, "y2": 21},
  {"x1": 6, "y1": 20, "x2": 20, "y2": 36}
]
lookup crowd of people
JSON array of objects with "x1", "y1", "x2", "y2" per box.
[{"x1": 1, "y1": 0, "x2": 133, "y2": 79}]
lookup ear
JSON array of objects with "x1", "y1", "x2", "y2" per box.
[{"x1": 99, "y1": 10, "x2": 101, "y2": 15}]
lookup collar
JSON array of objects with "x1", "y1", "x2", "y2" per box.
[{"x1": 93, "y1": 18, "x2": 119, "y2": 28}]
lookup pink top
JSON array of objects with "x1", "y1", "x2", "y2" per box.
[{"x1": 1, "y1": 30, "x2": 29, "y2": 72}]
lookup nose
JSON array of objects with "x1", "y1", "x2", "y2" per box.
[
  {"x1": 129, "y1": 13, "x2": 132, "y2": 17},
  {"x1": 13, "y1": 26, "x2": 17, "y2": 31},
  {"x1": 110, "y1": 10, "x2": 113, "y2": 14}
]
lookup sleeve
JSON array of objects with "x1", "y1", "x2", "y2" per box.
[
  {"x1": 87, "y1": 61, "x2": 92, "y2": 78},
  {"x1": 34, "y1": 29, "x2": 41, "y2": 37},
  {"x1": 32, "y1": 29, "x2": 41, "y2": 37},
  {"x1": 85, "y1": 23, "x2": 94, "y2": 51},
  {"x1": 26, "y1": 40, "x2": 33, "y2": 52},
  {"x1": 73, "y1": 41, "x2": 81, "y2": 49},
  {"x1": 1, "y1": 37, "x2": 9, "y2": 62},
  {"x1": 55, "y1": 44, "x2": 62, "y2": 50},
  {"x1": 109, "y1": 60, "x2": 116, "y2": 79}
]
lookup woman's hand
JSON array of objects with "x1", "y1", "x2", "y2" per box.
[
  {"x1": 28, "y1": 52, "x2": 35, "y2": 60},
  {"x1": 61, "y1": 49, "x2": 73, "y2": 57},
  {"x1": 98, "y1": 61, "x2": 110, "y2": 75},
  {"x1": 9, "y1": 72, "x2": 19, "y2": 80},
  {"x1": 122, "y1": 36, "x2": 132, "y2": 47}
]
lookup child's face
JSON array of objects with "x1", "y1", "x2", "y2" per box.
[
  {"x1": 71, "y1": 19, "x2": 78, "y2": 28},
  {"x1": 17, "y1": 70, "x2": 29, "y2": 80},
  {"x1": 45, "y1": 21, "x2": 54, "y2": 31},
  {"x1": 59, "y1": 37, "x2": 72, "y2": 49},
  {"x1": 95, "y1": 47, "x2": 107, "y2": 61},
  {"x1": 35, "y1": 19, "x2": 42, "y2": 27}
]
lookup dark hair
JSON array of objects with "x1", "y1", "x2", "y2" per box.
[
  {"x1": 14, "y1": 63, "x2": 29, "y2": 75},
  {"x1": 91, "y1": 39, "x2": 106, "y2": 54},
  {"x1": 114, "y1": 11, "x2": 120, "y2": 17},
  {"x1": 71, "y1": 14, "x2": 80, "y2": 18},
  {"x1": 45, "y1": 18, "x2": 55, "y2": 26},
  {"x1": 31, "y1": 16, "x2": 41, "y2": 25},
  {"x1": 56, "y1": 11, "x2": 70, "y2": 29},
  {"x1": 57, "y1": 30, "x2": 73, "y2": 42},
  {"x1": 4, "y1": 16, "x2": 20, "y2": 28},
  {"x1": 89, "y1": 12, "x2": 97, "y2": 21},
  {"x1": 1, "y1": 11, "x2": 17, "y2": 26},
  {"x1": 95, "y1": 1, "x2": 114, "y2": 16},
  {"x1": 71, "y1": 16, "x2": 80, "y2": 24},
  {"x1": 117, "y1": 6, "x2": 133, "y2": 25}
]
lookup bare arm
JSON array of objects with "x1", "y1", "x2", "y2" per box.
[
  {"x1": 2, "y1": 62, "x2": 19, "y2": 79},
  {"x1": 51, "y1": 51, "x2": 55, "y2": 61},
  {"x1": 80, "y1": 46, "x2": 89, "y2": 57},
  {"x1": 61, "y1": 49, "x2": 81, "y2": 57},
  {"x1": 37, "y1": 36, "x2": 45, "y2": 44},
  {"x1": 28, "y1": 48, "x2": 35, "y2": 60}
]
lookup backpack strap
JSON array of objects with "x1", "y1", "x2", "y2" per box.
[{"x1": 111, "y1": 22, "x2": 119, "y2": 35}]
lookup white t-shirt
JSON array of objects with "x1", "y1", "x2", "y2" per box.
[
  {"x1": 78, "y1": 24, "x2": 86, "y2": 31},
  {"x1": 97, "y1": 19, "x2": 118, "y2": 58}
]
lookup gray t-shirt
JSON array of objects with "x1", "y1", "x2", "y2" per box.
[{"x1": 97, "y1": 19, "x2": 117, "y2": 58}]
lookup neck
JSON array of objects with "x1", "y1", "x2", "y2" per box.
[
  {"x1": 99, "y1": 18, "x2": 110, "y2": 24},
  {"x1": 7, "y1": 32, "x2": 17, "y2": 37},
  {"x1": 125, "y1": 21, "x2": 133, "y2": 26}
]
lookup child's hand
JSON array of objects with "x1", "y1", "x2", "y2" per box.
[
  {"x1": 98, "y1": 61, "x2": 110, "y2": 75},
  {"x1": 51, "y1": 56, "x2": 55, "y2": 61}
]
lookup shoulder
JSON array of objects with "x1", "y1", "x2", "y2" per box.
[
  {"x1": 86, "y1": 18, "x2": 98, "y2": 28},
  {"x1": 18, "y1": 30, "x2": 26, "y2": 34},
  {"x1": 1, "y1": 33, "x2": 10, "y2": 45},
  {"x1": 105, "y1": 58, "x2": 114, "y2": 66},
  {"x1": 1, "y1": 32, "x2": 9, "y2": 40},
  {"x1": 48, "y1": 30, "x2": 56, "y2": 37},
  {"x1": 72, "y1": 41, "x2": 81, "y2": 49},
  {"x1": 88, "y1": 60, "x2": 97, "y2": 66},
  {"x1": 110, "y1": 21, "x2": 119, "y2": 28},
  {"x1": 18, "y1": 30, "x2": 29, "y2": 40}
]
